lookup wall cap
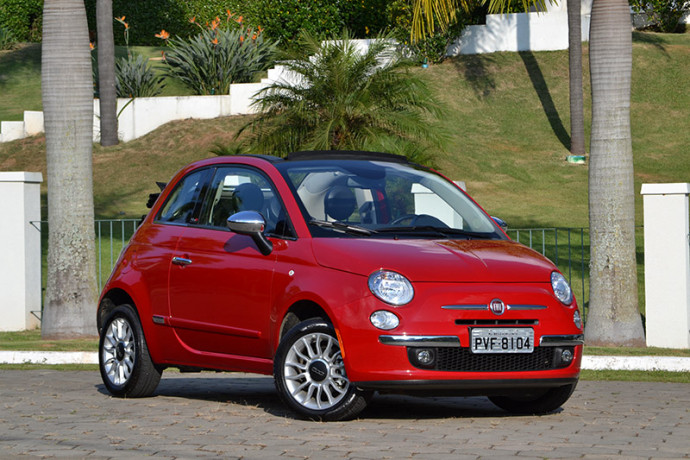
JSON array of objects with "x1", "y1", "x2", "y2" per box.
[
  {"x1": 640, "y1": 183, "x2": 690, "y2": 196},
  {"x1": 0, "y1": 172, "x2": 43, "y2": 184}
]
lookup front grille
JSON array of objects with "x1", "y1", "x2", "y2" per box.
[{"x1": 408, "y1": 346, "x2": 574, "y2": 372}]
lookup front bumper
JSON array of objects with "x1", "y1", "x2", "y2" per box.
[{"x1": 336, "y1": 282, "x2": 584, "y2": 389}]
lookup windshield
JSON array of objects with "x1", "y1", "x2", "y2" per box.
[{"x1": 275, "y1": 159, "x2": 505, "y2": 240}]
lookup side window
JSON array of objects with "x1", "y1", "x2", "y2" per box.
[
  {"x1": 200, "y1": 167, "x2": 295, "y2": 238},
  {"x1": 157, "y1": 169, "x2": 211, "y2": 224}
]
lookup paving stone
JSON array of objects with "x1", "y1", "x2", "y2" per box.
[{"x1": 1, "y1": 370, "x2": 689, "y2": 459}]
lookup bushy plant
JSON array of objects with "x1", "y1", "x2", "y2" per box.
[
  {"x1": 160, "y1": 17, "x2": 278, "y2": 95},
  {"x1": 387, "y1": 0, "x2": 467, "y2": 64},
  {"x1": 0, "y1": 0, "x2": 42, "y2": 42},
  {"x1": 629, "y1": 0, "x2": 690, "y2": 33},
  {"x1": 85, "y1": 0, "x2": 232, "y2": 46},
  {"x1": 115, "y1": 54, "x2": 166, "y2": 98},
  {"x1": 238, "y1": 31, "x2": 447, "y2": 163},
  {"x1": 238, "y1": 0, "x2": 389, "y2": 47},
  {"x1": 0, "y1": 25, "x2": 17, "y2": 50}
]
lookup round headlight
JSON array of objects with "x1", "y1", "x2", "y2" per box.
[
  {"x1": 551, "y1": 271, "x2": 573, "y2": 305},
  {"x1": 368, "y1": 270, "x2": 414, "y2": 306},
  {"x1": 370, "y1": 310, "x2": 400, "y2": 330}
]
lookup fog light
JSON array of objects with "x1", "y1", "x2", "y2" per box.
[
  {"x1": 573, "y1": 310, "x2": 582, "y2": 329},
  {"x1": 417, "y1": 349, "x2": 435, "y2": 365},
  {"x1": 561, "y1": 349, "x2": 573, "y2": 363},
  {"x1": 370, "y1": 310, "x2": 399, "y2": 330}
]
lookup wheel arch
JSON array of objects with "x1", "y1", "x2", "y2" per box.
[
  {"x1": 98, "y1": 288, "x2": 137, "y2": 333},
  {"x1": 278, "y1": 300, "x2": 332, "y2": 343}
]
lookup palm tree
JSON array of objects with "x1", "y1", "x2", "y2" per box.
[
  {"x1": 239, "y1": 31, "x2": 447, "y2": 162},
  {"x1": 567, "y1": 0, "x2": 585, "y2": 156},
  {"x1": 585, "y1": 0, "x2": 644, "y2": 346},
  {"x1": 413, "y1": 0, "x2": 645, "y2": 346},
  {"x1": 97, "y1": 0, "x2": 119, "y2": 146},
  {"x1": 41, "y1": 0, "x2": 99, "y2": 338}
]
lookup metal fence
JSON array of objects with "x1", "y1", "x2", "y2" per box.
[
  {"x1": 506, "y1": 228, "x2": 590, "y2": 309},
  {"x1": 40, "y1": 220, "x2": 594, "y2": 310}
]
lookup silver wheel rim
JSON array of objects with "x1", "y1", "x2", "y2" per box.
[
  {"x1": 101, "y1": 317, "x2": 135, "y2": 386},
  {"x1": 283, "y1": 332, "x2": 350, "y2": 410}
]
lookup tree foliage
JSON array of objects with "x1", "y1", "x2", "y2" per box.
[{"x1": 238, "y1": 31, "x2": 448, "y2": 164}]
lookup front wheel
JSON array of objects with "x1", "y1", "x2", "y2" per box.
[
  {"x1": 489, "y1": 382, "x2": 577, "y2": 415},
  {"x1": 274, "y1": 319, "x2": 369, "y2": 421},
  {"x1": 99, "y1": 304, "x2": 161, "y2": 398}
]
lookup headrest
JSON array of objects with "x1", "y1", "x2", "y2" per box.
[{"x1": 324, "y1": 186, "x2": 356, "y2": 221}]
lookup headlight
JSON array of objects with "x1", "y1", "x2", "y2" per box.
[
  {"x1": 368, "y1": 270, "x2": 414, "y2": 306},
  {"x1": 551, "y1": 271, "x2": 573, "y2": 305}
]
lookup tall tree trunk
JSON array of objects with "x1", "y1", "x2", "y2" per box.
[
  {"x1": 97, "y1": 0, "x2": 118, "y2": 146},
  {"x1": 41, "y1": 0, "x2": 99, "y2": 339},
  {"x1": 585, "y1": 0, "x2": 645, "y2": 346},
  {"x1": 567, "y1": 0, "x2": 585, "y2": 155}
]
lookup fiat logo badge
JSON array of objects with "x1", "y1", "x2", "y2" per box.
[{"x1": 489, "y1": 298, "x2": 505, "y2": 316}]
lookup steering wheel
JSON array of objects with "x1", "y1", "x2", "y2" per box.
[{"x1": 390, "y1": 214, "x2": 449, "y2": 228}]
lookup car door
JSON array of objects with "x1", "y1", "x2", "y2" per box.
[{"x1": 167, "y1": 166, "x2": 293, "y2": 360}]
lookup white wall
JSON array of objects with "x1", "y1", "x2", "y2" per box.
[
  {"x1": 641, "y1": 183, "x2": 690, "y2": 349},
  {"x1": 0, "y1": 172, "x2": 43, "y2": 331},
  {"x1": 448, "y1": 0, "x2": 592, "y2": 55}
]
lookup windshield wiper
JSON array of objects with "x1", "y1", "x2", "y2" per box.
[
  {"x1": 309, "y1": 219, "x2": 376, "y2": 236},
  {"x1": 376, "y1": 226, "x2": 495, "y2": 239}
]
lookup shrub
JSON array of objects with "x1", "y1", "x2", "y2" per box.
[
  {"x1": 85, "y1": 0, "x2": 233, "y2": 46},
  {"x1": 160, "y1": 19, "x2": 278, "y2": 95},
  {"x1": 238, "y1": 0, "x2": 389, "y2": 47},
  {"x1": 0, "y1": 24, "x2": 17, "y2": 50},
  {"x1": 0, "y1": 0, "x2": 42, "y2": 42},
  {"x1": 629, "y1": 0, "x2": 690, "y2": 33},
  {"x1": 115, "y1": 54, "x2": 166, "y2": 98},
  {"x1": 386, "y1": 0, "x2": 467, "y2": 64},
  {"x1": 238, "y1": 31, "x2": 447, "y2": 163}
]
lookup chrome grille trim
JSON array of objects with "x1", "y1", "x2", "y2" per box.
[
  {"x1": 379, "y1": 335, "x2": 460, "y2": 347},
  {"x1": 540, "y1": 334, "x2": 585, "y2": 346}
]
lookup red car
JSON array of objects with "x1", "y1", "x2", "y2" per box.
[{"x1": 97, "y1": 151, "x2": 583, "y2": 421}]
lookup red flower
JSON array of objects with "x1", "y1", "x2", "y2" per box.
[{"x1": 155, "y1": 30, "x2": 170, "y2": 40}]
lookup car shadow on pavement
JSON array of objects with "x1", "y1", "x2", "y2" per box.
[{"x1": 96, "y1": 373, "x2": 548, "y2": 420}]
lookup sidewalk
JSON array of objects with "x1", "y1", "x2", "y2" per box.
[{"x1": 2, "y1": 350, "x2": 690, "y2": 371}]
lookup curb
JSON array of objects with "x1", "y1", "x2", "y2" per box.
[{"x1": 2, "y1": 351, "x2": 690, "y2": 372}]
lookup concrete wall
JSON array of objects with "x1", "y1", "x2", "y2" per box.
[
  {"x1": 641, "y1": 183, "x2": 690, "y2": 349},
  {"x1": 0, "y1": 172, "x2": 43, "y2": 331},
  {"x1": 448, "y1": 0, "x2": 593, "y2": 55}
]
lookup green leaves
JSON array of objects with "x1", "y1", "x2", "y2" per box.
[
  {"x1": 162, "y1": 27, "x2": 278, "y2": 95},
  {"x1": 239, "y1": 31, "x2": 448, "y2": 164},
  {"x1": 115, "y1": 53, "x2": 165, "y2": 98}
]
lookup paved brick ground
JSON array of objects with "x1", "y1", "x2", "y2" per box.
[{"x1": 1, "y1": 370, "x2": 688, "y2": 459}]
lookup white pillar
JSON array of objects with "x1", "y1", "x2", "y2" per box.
[
  {"x1": 0, "y1": 172, "x2": 43, "y2": 331},
  {"x1": 640, "y1": 183, "x2": 690, "y2": 349}
]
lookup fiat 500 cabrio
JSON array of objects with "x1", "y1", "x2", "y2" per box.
[{"x1": 97, "y1": 151, "x2": 583, "y2": 421}]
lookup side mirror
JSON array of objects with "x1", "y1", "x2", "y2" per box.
[
  {"x1": 491, "y1": 216, "x2": 508, "y2": 229},
  {"x1": 227, "y1": 211, "x2": 273, "y2": 256}
]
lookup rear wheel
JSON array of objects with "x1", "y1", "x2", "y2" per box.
[
  {"x1": 274, "y1": 319, "x2": 369, "y2": 421},
  {"x1": 99, "y1": 304, "x2": 161, "y2": 397},
  {"x1": 489, "y1": 382, "x2": 577, "y2": 414}
]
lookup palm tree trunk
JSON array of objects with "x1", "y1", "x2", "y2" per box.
[
  {"x1": 97, "y1": 0, "x2": 118, "y2": 146},
  {"x1": 585, "y1": 0, "x2": 645, "y2": 346},
  {"x1": 41, "y1": 0, "x2": 99, "y2": 338},
  {"x1": 567, "y1": 0, "x2": 585, "y2": 155}
]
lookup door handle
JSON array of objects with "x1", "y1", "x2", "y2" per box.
[{"x1": 172, "y1": 256, "x2": 192, "y2": 266}]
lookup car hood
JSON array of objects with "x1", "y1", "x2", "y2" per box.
[{"x1": 311, "y1": 238, "x2": 556, "y2": 283}]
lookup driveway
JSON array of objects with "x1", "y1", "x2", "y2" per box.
[{"x1": 1, "y1": 370, "x2": 688, "y2": 459}]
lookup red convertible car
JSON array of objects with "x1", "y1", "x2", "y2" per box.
[{"x1": 97, "y1": 151, "x2": 583, "y2": 421}]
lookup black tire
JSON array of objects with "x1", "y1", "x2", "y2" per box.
[
  {"x1": 99, "y1": 304, "x2": 161, "y2": 398},
  {"x1": 489, "y1": 382, "x2": 577, "y2": 415},
  {"x1": 274, "y1": 319, "x2": 369, "y2": 421}
]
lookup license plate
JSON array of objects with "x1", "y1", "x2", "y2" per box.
[{"x1": 470, "y1": 328, "x2": 534, "y2": 354}]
